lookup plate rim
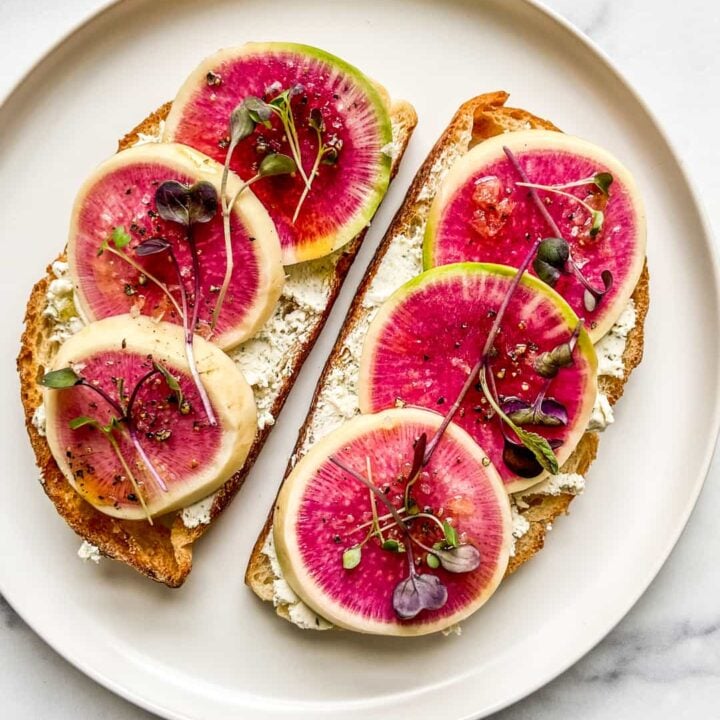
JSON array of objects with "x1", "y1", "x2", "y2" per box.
[{"x1": 1, "y1": 1, "x2": 718, "y2": 718}]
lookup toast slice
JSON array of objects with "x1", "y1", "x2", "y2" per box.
[
  {"x1": 18, "y1": 97, "x2": 418, "y2": 587},
  {"x1": 245, "y1": 91, "x2": 649, "y2": 622}
]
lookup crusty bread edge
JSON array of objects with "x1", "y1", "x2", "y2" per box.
[
  {"x1": 17, "y1": 98, "x2": 418, "y2": 587},
  {"x1": 245, "y1": 91, "x2": 649, "y2": 615}
]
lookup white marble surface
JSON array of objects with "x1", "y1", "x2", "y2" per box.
[{"x1": 1, "y1": 0, "x2": 718, "y2": 718}]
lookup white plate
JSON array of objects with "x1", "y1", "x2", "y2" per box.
[{"x1": 0, "y1": 1, "x2": 717, "y2": 718}]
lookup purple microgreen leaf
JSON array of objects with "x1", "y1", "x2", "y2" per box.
[
  {"x1": 593, "y1": 172, "x2": 613, "y2": 196},
  {"x1": 308, "y1": 107, "x2": 324, "y2": 133},
  {"x1": 134, "y1": 237, "x2": 171, "y2": 257},
  {"x1": 409, "y1": 433, "x2": 427, "y2": 482},
  {"x1": 502, "y1": 438, "x2": 544, "y2": 478},
  {"x1": 342, "y1": 545, "x2": 362, "y2": 570},
  {"x1": 513, "y1": 427, "x2": 559, "y2": 474},
  {"x1": 393, "y1": 572, "x2": 448, "y2": 620},
  {"x1": 41, "y1": 367, "x2": 81, "y2": 389},
  {"x1": 155, "y1": 181, "x2": 191, "y2": 226},
  {"x1": 258, "y1": 152, "x2": 297, "y2": 177},
  {"x1": 431, "y1": 544, "x2": 481, "y2": 574},
  {"x1": 111, "y1": 226, "x2": 131, "y2": 249},
  {"x1": 503, "y1": 396, "x2": 568, "y2": 427},
  {"x1": 583, "y1": 269, "x2": 614, "y2": 312},
  {"x1": 244, "y1": 95, "x2": 274, "y2": 123},
  {"x1": 187, "y1": 181, "x2": 218, "y2": 225}
]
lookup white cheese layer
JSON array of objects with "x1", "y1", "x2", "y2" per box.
[{"x1": 77, "y1": 541, "x2": 102, "y2": 564}]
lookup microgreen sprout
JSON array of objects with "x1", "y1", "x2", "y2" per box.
[
  {"x1": 151, "y1": 180, "x2": 219, "y2": 426},
  {"x1": 291, "y1": 107, "x2": 343, "y2": 223},
  {"x1": 40, "y1": 360, "x2": 189, "y2": 523},
  {"x1": 329, "y1": 455, "x2": 450, "y2": 619},
  {"x1": 213, "y1": 144, "x2": 295, "y2": 330},
  {"x1": 506, "y1": 150, "x2": 615, "y2": 312},
  {"x1": 516, "y1": 181, "x2": 606, "y2": 236},
  {"x1": 99, "y1": 229, "x2": 183, "y2": 318}
]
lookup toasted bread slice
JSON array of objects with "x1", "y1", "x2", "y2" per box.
[
  {"x1": 245, "y1": 91, "x2": 649, "y2": 620},
  {"x1": 18, "y1": 98, "x2": 418, "y2": 587}
]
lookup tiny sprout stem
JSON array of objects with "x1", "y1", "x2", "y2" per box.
[
  {"x1": 124, "y1": 368, "x2": 168, "y2": 493},
  {"x1": 366, "y1": 457, "x2": 385, "y2": 544},
  {"x1": 292, "y1": 126, "x2": 323, "y2": 223},
  {"x1": 506, "y1": 148, "x2": 607, "y2": 297},
  {"x1": 329, "y1": 457, "x2": 407, "y2": 530},
  {"x1": 78, "y1": 379, "x2": 124, "y2": 417},
  {"x1": 167, "y1": 244, "x2": 217, "y2": 426},
  {"x1": 268, "y1": 104, "x2": 310, "y2": 189},
  {"x1": 104, "y1": 246, "x2": 183, "y2": 319},
  {"x1": 351, "y1": 506, "x2": 408, "y2": 534},
  {"x1": 211, "y1": 173, "x2": 262, "y2": 331},
  {"x1": 104, "y1": 428, "x2": 153, "y2": 524},
  {"x1": 516, "y1": 182, "x2": 598, "y2": 216},
  {"x1": 128, "y1": 427, "x2": 168, "y2": 493},
  {"x1": 423, "y1": 198, "x2": 542, "y2": 466}
]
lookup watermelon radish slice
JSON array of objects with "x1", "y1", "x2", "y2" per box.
[
  {"x1": 43, "y1": 315, "x2": 257, "y2": 520},
  {"x1": 424, "y1": 130, "x2": 646, "y2": 341},
  {"x1": 274, "y1": 408, "x2": 511, "y2": 635},
  {"x1": 163, "y1": 42, "x2": 393, "y2": 264},
  {"x1": 67, "y1": 143, "x2": 284, "y2": 351},
  {"x1": 358, "y1": 263, "x2": 597, "y2": 492}
]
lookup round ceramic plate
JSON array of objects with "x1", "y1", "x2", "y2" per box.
[{"x1": 0, "y1": 1, "x2": 717, "y2": 718}]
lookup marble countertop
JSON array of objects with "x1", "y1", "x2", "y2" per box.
[{"x1": 1, "y1": 0, "x2": 718, "y2": 718}]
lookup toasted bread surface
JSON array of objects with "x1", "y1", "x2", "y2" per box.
[
  {"x1": 18, "y1": 98, "x2": 417, "y2": 587},
  {"x1": 245, "y1": 92, "x2": 649, "y2": 619}
]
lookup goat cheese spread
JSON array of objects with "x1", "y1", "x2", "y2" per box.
[{"x1": 77, "y1": 541, "x2": 102, "y2": 564}]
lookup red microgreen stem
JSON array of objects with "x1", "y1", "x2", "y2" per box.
[{"x1": 508, "y1": 149, "x2": 607, "y2": 297}]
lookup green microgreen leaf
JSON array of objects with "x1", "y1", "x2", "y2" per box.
[
  {"x1": 534, "y1": 343, "x2": 574, "y2": 379},
  {"x1": 442, "y1": 520, "x2": 459, "y2": 548},
  {"x1": 513, "y1": 427, "x2": 559, "y2": 474},
  {"x1": 382, "y1": 539, "x2": 405, "y2": 553},
  {"x1": 229, "y1": 103, "x2": 256, "y2": 145},
  {"x1": 308, "y1": 107, "x2": 324, "y2": 133},
  {"x1": 590, "y1": 209, "x2": 605, "y2": 236},
  {"x1": 41, "y1": 367, "x2": 81, "y2": 389},
  {"x1": 153, "y1": 362, "x2": 184, "y2": 409},
  {"x1": 258, "y1": 153, "x2": 297, "y2": 177},
  {"x1": 426, "y1": 553, "x2": 440, "y2": 569},
  {"x1": 111, "y1": 226, "x2": 131, "y2": 249},
  {"x1": 68, "y1": 415, "x2": 102, "y2": 431},
  {"x1": 342, "y1": 545, "x2": 362, "y2": 570},
  {"x1": 593, "y1": 172, "x2": 614, "y2": 196}
]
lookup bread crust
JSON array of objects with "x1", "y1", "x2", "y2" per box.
[
  {"x1": 245, "y1": 92, "x2": 649, "y2": 615},
  {"x1": 18, "y1": 99, "x2": 418, "y2": 587}
]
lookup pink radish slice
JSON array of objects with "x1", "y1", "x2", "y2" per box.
[
  {"x1": 67, "y1": 143, "x2": 283, "y2": 351},
  {"x1": 274, "y1": 408, "x2": 511, "y2": 636},
  {"x1": 358, "y1": 263, "x2": 597, "y2": 492}
]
